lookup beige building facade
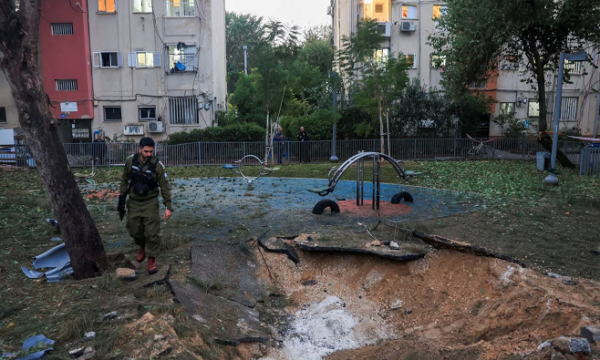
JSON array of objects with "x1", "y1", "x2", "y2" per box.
[
  {"x1": 0, "y1": 0, "x2": 226, "y2": 143},
  {"x1": 331, "y1": 0, "x2": 600, "y2": 137},
  {"x1": 90, "y1": 0, "x2": 227, "y2": 141}
]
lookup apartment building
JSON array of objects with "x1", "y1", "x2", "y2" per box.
[
  {"x1": 330, "y1": 0, "x2": 600, "y2": 137},
  {"x1": 0, "y1": 0, "x2": 226, "y2": 143}
]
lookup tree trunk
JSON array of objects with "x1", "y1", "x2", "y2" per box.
[
  {"x1": 535, "y1": 62, "x2": 575, "y2": 169},
  {"x1": 0, "y1": 0, "x2": 108, "y2": 279}
]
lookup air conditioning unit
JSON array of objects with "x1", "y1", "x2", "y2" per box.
[
  {"x1": 327, "y1": 5, "x2": 332, "y2": 15},
  {"x1": 400, "y1": 21, "x2": 417, "y2": 32},
  {"x1": 377, "y1": 22, "x2": 392, "y2": 37},
  {"x1": 148, "y1": 121, "x2": 164, "y2": 133}
]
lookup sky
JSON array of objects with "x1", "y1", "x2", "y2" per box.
[{"x1": 226, "y1": 0, "x2": 331, "y2": 29}]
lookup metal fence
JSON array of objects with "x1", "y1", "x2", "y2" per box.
[
  {"x1": 580, "y1": 146, "x2": 600, "y2": 177},
  {"x1": 0, "y1": 138, "x2": 589, "y2": 171}
]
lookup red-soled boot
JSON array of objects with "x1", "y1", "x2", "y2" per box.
[{"x1": 137, "y1": 247, "x2": 146, "y2": 262}]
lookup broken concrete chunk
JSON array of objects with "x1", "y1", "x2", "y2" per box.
[
  {"x1": 83, "y1": 331, "x2": 95, "y2": 340},
  {"x1": 69, "y1": 347, "x2": 85, "y2": 357},
  {"x1": 285, "y1": 243, "x2": 300, "y2": 264},
  {"x1": 550, "y1": 337, "x2": 591, "y2": 354},
  {"x1": 561, "y1": 277, "x2": 577, "y2": 286},
  {"x1": 548, "y1": 273, "x2": 562, "y2": 279},
  {"x1": 115, "y1": 268, "x2": 136, "y2": 281},
  {"x1": 371, "y1": 240, "x2": 381, "y2": 247},
  {"x1": 580, "y1": 325, "x2": 600, "y2": 344},
  {"x1": 154, "y1": 334, "x2": 165, "y2": 341},
  {"x1": 389, "y1": 242, "x2": 400, "y2": 250},
  {"x1": 259, "y1": 237, "x2": 287, "y2": 253},
  {"x1": 390, "y1": 299, "x2": 403, "y2": 310},
  {"x1": 102, "y1": 311, "x2": 118, "y2": 321},
  {"x1": 75, "y1": 347, "x2": 95, "y2": 360},
  {"x1": 537, "y1": 340, "x2": 551, "y2": 351}
]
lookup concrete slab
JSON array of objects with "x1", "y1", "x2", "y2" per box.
[
  {"x1": 169, "y1": 281, "x2": 269, "y2": 346},
  {"x1": 190, "y1": 245, "x2": 268, "y2": 308},
  {"x1": 294, "y1": 238, "x2": 427, "y2": 262}
]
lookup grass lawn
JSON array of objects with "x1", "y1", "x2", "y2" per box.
[{"x1": 0, "y1": 160, "x2": 599, "y2": 358}]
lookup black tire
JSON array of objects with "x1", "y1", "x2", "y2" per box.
[
  {"x1": 391, "y1": 191, "x2": 414, "y2": 204},
  {"x1": 312, "y1": 199, "x2": 340, "y2": 215}
]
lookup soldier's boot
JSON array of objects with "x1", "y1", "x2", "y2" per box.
[
  {"x1": 148, "y1": 257, "x2": 158, "y2": 275},
  {"x1": 137, "y1": 247, "x2": 146, "y2": 262}
]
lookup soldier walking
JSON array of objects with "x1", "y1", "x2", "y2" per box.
[{"x1": 119, "y1": 137, "x2": 173, "y2": 274}]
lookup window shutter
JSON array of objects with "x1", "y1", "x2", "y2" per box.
[
  {"x1": 127, "y1": 53, "x2": 137, "y2": 67},
  {"x1": 153, "y1": 52, "x2": 162, "y2": 67},
  {"x1": 117, "y1": 53, "x2": 123, "y2": 67},
  {"x1": 92, "y1": 52, "x2": 101, "y2": 67}
]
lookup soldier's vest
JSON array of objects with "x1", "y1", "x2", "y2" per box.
[{"x1": 128, "y1": 155, "x2": 159, "y2": 196}]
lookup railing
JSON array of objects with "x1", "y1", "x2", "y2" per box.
[
  {"x1": 0, "y1": 138, "x2": 589, "y2": 172},
  {"x1": 580, "y1": 146, "x2": 600, "y2": 177}
]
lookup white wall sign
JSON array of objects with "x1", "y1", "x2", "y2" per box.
[
  {"x1": 123, "y1": 125, "x2": 145, "y2": 136},
  {"x1": 60, "y1": 102, "x2": 78, "y2": 112}
]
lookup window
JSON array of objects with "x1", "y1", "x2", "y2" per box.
[
  {"x1": 92, "y1": 52, "x2": 123, "y2": 68},
  {"x1": 402, "y1": 54, "x2": 417, "y2": 68},
  {"x1": 98, "y1": 0, "x2": 116, "y2": 12},
  {"x1": 166, "y1": 0, "x2": 195, "y2": 17},
  {"x1": 500, "y1": 103, "x2": 515, "y2": 115},
  {"x1": 500, "y1": 55, "x2": 519, "y2": 70},
  {"x1": 167, "y1": 44, "x2": 197, "y2": 72},
  {"x1": 430, "y1": 54, "x2": 446, "y2": 69},
  {"x1": 561, "y1": 97, "x2": 578, "y2": 121},
  {"x1": 128, "y1": 51, "x2": 161, "y2": 68},
  {"x1": 133, "y1": 0, "x2": 152, "y2": 13},
  {"x1": 564, "y1": 60, "x2": 582, "y2": 74},
  {"x1": 363, "y1": 0, "x2": 390, "y2": 22},
  {"x1": 528, "y1": 100, "x2": 539, "y2": 117},
  {"x1": 51, "y1": 23, "x2": 73, "y2": 35},
  {"x1": 56, "y1": 80, "x2": 78, "y2": 91},
  {"x1": 433, "y1": 5, "x2": 447, "y2": 19},
  {"x1": 402, "y1": 5, "x2": 417, "y2": 19},
  {"x1": 169, "y1": 97, "x2": 198, "y2": 124},
  {"x1": 104, "y1": 107, "x2": 122, "y2": 122},
  {"x1": 139, "y1": 106, "x2": 157, "y2": 120},
  {"x1": 0, "y1": 107, "x2": 6, "y2": 123},
  {"x1": 469, "y1": 80, "x2": 486, "y2": 89},
  {"x1": 374, "y1": 48, "x2": 389, "y2": 63}
]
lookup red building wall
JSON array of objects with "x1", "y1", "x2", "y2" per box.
[{"x1": 39, "y1": 0, "x2": 94, "y2": 121}]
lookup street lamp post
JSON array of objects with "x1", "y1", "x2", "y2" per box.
[
  {"x1": 330, "y1": 72, "x2": 339, "y2": 162},
  {"x1": 243, "y1": 45, "x2": 248, "y2": 75},
  {"x1": 545, "y1": 50, "x2": 587, "y2": 186}
]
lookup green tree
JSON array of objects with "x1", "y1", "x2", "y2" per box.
[
  {"x1": 338, "y1": 19, "x2": 410, "y2": 154},
  {"x1": 429, "y1": 0, "x2": 600, "y2": 167}
]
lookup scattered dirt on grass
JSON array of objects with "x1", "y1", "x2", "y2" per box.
[{"x1": 256, "y1": 248, "x2": 600, "y2": 360}]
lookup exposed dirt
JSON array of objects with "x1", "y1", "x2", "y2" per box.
[
  {"x1": 337, "y1": 200, "x2": 414, "y2": 217},
  {"x1": 256, "y1": 247, "x2": 600, "y2": 360}
]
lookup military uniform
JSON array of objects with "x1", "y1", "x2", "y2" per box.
[{"x1": 120, "y1": 154, "x2": 173, "y2": 258}]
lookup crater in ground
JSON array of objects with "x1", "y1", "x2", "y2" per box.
[{"x1": 246, "y1": 245, "x2": 600, "y2": 360}]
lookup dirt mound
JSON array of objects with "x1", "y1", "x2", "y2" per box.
[
  {"x1": 337, "y1": 200, "x2": 414, "y2": 217},
  {"x1": 256, "y1": 248, "x2": 600, "y2": 360}
]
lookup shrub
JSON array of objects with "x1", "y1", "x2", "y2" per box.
[{"x1": 167, "y1": 123, "x2": 266, "y2": 145}]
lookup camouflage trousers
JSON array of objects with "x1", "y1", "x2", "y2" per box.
[{"x1": 126, "y1": 197, "x2": 161, "y2": 258}]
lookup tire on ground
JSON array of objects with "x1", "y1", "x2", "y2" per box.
[
  {"x1": 391, "y1": 191, "x2": 414, "y2": 204},
  {"x1": 312, "y1": 199, "x2": 340, "y2": 215}
]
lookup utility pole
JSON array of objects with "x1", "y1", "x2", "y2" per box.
[
  {"x1": 243, "y1": 45, "x2": 248, "y2": 75},
  {"x1": 330, "y1": 72, "x2": 339, "y2": 162}
]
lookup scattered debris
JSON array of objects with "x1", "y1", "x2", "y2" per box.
[
  {"x1": 5, "y1": 335, "x2": 56, "y2": 360},
  {"x1": 295, "y1": 238, "x2": 426, "y2": 262},
  {"x1": 581, "y1": 325, "x2": 600, "y2": 343},
  {"x1": 259, "y1": 237, "x2": 287, "y2": 253},
  {"x1": 285, "y1": 243, "x2": 300, "y2": 264},
  {"x1": 50, "y1": 237, "x2": 62, "y2": 242},
  {"x1": 115, "y1": 268, "x2": 137, "y2": 281},
  {"x1": 371, "y1": 240, "x2": 381, "y2": 247},
  {"x1": 103, "y1": 311, "x2": 118, "y2": 321},
  {"x1": 548, "y1": 273, "x2": 562, "y2": 279},
  {"x1": 390, "y1": 299, "x2": 403, "y2": 310},
  {"x1": 389, "y1": 241, "x2": 400, "y2": 250},
  {"x1": 69, "y1": 347, "x2": 85, "y2": 358},
  {"x1": 561, "y1": 277, "x2": 578, "y2": 286},
  {"x1": 45, "y1": 218, "x2": 60, "y2": 233},
  {"x1": 591, "y1": 248, "x2": 600, "y2": 256},
  {"x1": 301, "y1": 280, "x2": 317, "y2": 286},
  {"x1": 21, "y1": 243, "x2": 73, "y2": 282},
  {"x1": 412, "y1": 231, "x2": 527, "y2": 267},
  {"x1": 74, "y1": 347, "x2": 95, "y2": 360},
  {"x1": 83, "y1": 332, "x2": 96, "y2": 340}
]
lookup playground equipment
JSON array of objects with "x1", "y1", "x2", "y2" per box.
[
  {"x1": 222, "y1": 155, "x2": 280, "y2": 187},
  {"x1": 307, "y1": 152, "x2": 421, "y2": 215}
]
